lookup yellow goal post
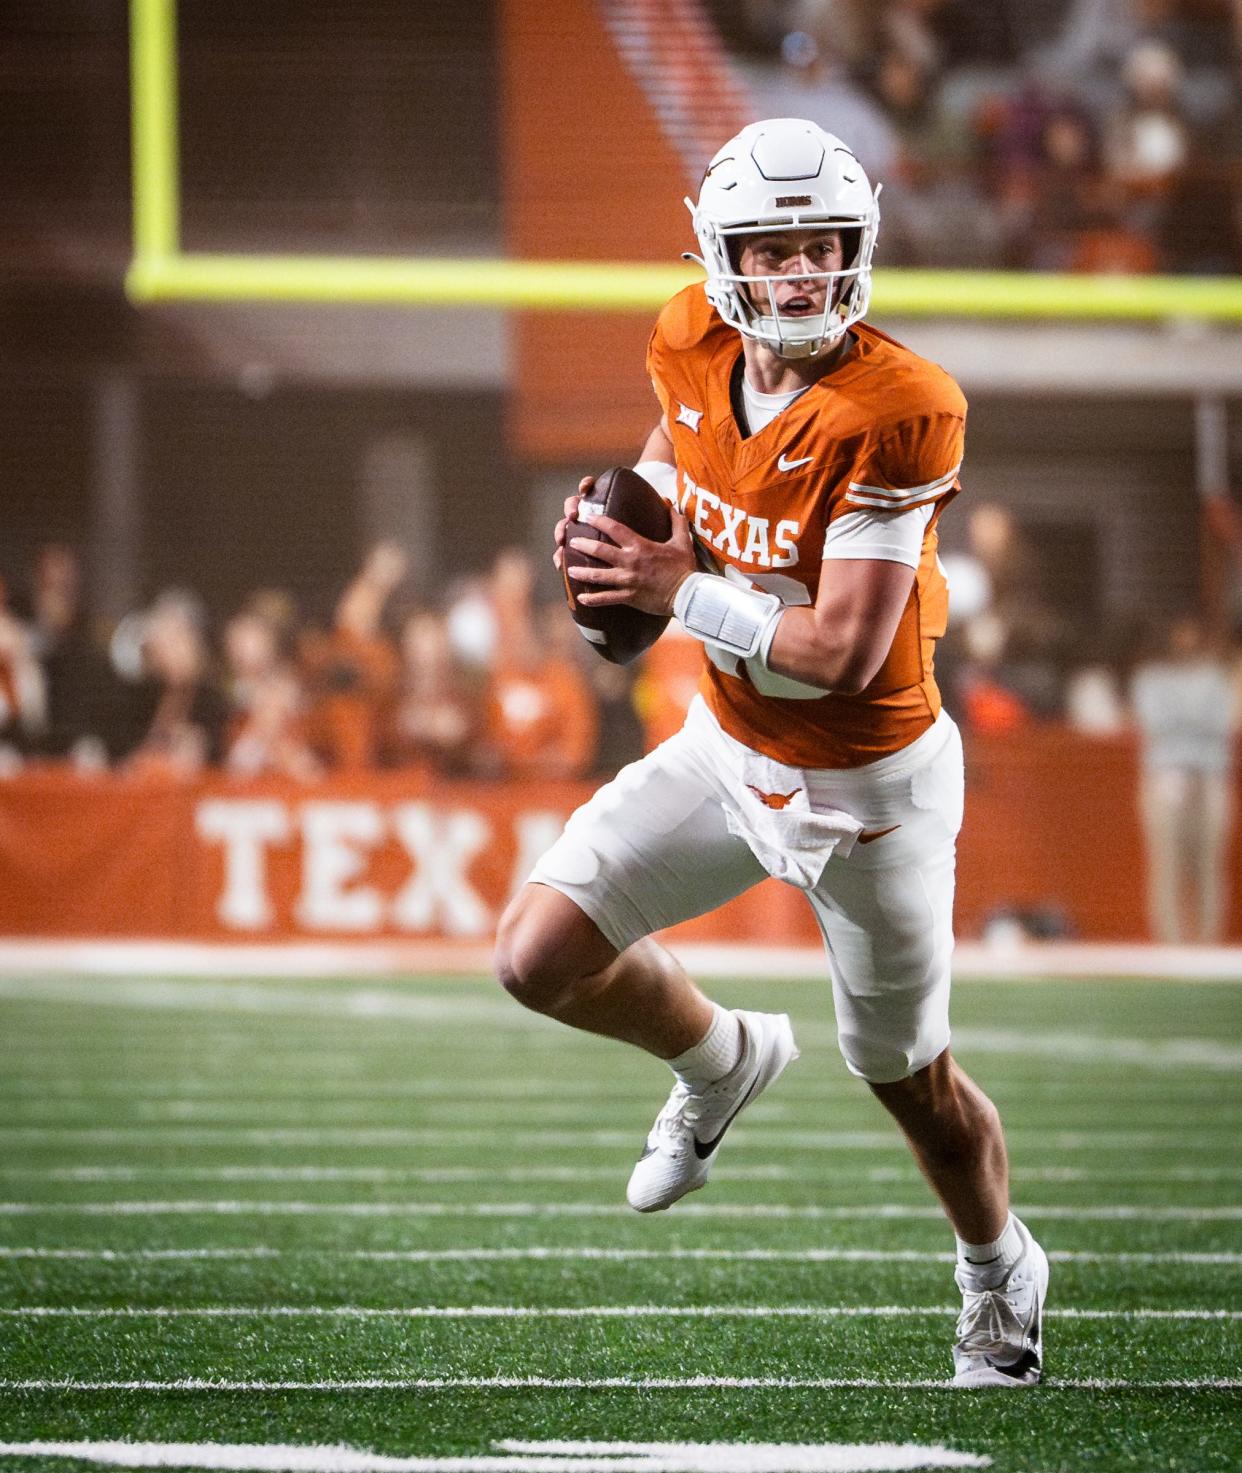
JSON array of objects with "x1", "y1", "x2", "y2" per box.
[{"x1": 127, "y1": 0, "x2": 1242, "y2": 321}]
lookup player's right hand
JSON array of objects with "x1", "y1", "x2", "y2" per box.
[{"x1": 552, "y1": 478, "x2": 593, "y2": 572}]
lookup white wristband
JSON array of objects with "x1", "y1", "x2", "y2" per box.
[
  {"x1": 633, "y1": 460, "x2": 678, "y2": 499},
  {"x1": 674, "y1": 572, "x2": 784, "y2": 662}
]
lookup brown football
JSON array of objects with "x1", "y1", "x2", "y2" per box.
[{"x1": 562, "y1": 465, "x2": 674, "y2": 665}]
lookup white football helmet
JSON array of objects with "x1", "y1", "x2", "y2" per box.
[{"x1": 685, "y1": 118, "x2": 880, "y2": 359}]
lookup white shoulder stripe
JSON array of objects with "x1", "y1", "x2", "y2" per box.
[
  {"x1": 846, "y1": 462, "x2": 961, "y2": 499},
  {"x1": 845, "y1": 489, "x2": 952, "y2": 510}
]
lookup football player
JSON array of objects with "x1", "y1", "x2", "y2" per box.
[{"x1": 495, "y1": 118, "x2": 1048, "y2": 1387}]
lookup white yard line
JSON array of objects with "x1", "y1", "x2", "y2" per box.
[
  {"x1": 0, "y1": 1376, "x2": 1237, "y2": 1392},
  {"x1": 0, "y1": 1165, "x2": 876, "y2": 1185},
  {"x1": 0, "y1": 976, "x2": 521, "y2": 1024},
  {"x1": 2, "y1": 1105, "x2": 732, "y2": 1128},
  {"x1": 950, "y1": 1028, "x2": 1242, "y2": 1072},
  {"x1": 0, "y1": 1079, "x2": 1220, "y2": 1101},
  {"x1": 2, "y1": 937, "x2": 1242, "y2": 979},
  {"x1": 0, "y1": 1128, "x2": 1231, "y2": 1151},
  {"x1": 0, "y1": 1437, "x2": 991, "y2": 1473},
  {"x1": 0, "y1": 1083, "x2": 772, "y2": 1102},
  {"x1": 4, "y1": 1304, "x2": 1238, "y2": 1321},
  {"x1": 0, "y1": 1200, "x2": 1237, "y2": 1220},
  {"x1": 1, "y1": 1246, "x2": 1238, "y2": 1265},
  {"x1": 3, "y1": 1165, "x2": 1240, "y2": 1185},
  {"x1": 1, "y1": 1164, "x2": 1239, "y2": 1184},
  {"x1": 0, "y1": 1166, "x2": 798, "y2": 1185}
]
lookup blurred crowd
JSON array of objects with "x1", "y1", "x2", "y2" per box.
[
  {"x1": 735, "y1": 0, "x2": 1242, "y2": 273},
  {"x1": 936, "y1": 500, "x2": 1242, "y2": 739},
  {"x1": 1, "y1": 519, "x2": 1238, "y2": 789},
  {"x1": 2, "y1": 529, "x2": 1237, "y2": 940},
  {"x1": 0, "y1": 541, "x2": 710, "y2": 784}
]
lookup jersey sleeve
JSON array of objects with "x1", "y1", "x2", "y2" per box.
[
  {"x1": 822, "y1": 502, "x2": 936, "y2": 568},
  {"x1": 645, "y1": 317, "x2": 674, "y2": 431},
  {"x1": 841, "y1": 410, "x2": 965, "y2": 516}
]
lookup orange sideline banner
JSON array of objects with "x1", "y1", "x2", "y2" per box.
[{"x1": 0, "y1": 733, "x2": 1235, "y2": 943}]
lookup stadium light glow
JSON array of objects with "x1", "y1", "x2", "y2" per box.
[{"x1": 128, "y1": 0, "x2": 1242, "y2": 322}]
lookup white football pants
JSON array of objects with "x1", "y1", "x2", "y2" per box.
[{"x1": 529, "y1": 696, "x2": 964, "y2": 1083}]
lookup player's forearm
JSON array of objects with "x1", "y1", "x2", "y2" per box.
[
  {"x1": 672, "y1": 561, "x2": 910, "y2": 696},
  {"x1": 764, "y1": 605, "x2": 882, "y2": 696}
]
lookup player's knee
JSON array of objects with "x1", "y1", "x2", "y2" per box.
[
  {"x1": 838, "y1": 1019, "x2": 949, "y2": 1086},
  {"x1": 494, "y1": 909, "x2": 562, "y2": 1013},
  {"x1": 494, "y1": 890, "x2": 594, "y2": 1014}
]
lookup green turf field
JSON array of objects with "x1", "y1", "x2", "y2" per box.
[{"x1": 0, "y1": 972, "x2": 1238, "y2": 1472}]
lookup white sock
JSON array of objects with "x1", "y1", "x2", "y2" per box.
[
  {"x1": 956, "y1": 1213, "x2": 1023, "y2": 1289},
  {"x1": 669, "y1": 1006, "x2": 743, "y2": 1092}
]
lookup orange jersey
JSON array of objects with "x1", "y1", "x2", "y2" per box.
[{"x1": 647, "y1": 285, "x2": 966, "y2": 769}]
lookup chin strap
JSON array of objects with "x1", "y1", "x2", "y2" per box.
[{"x1": 674, "y1": 572, "x2": 784, "y2": 664}]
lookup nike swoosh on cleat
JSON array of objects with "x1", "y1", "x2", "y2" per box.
[
  {"x1": 983, "y1": 1345, "x2": 1041, "y2": 1380},
  {"x1": 638, "y1": 1144, "x2": 657, "y2": 1161},
  {"x1": 984, "y1": 1306, "x2": 1042, "y2": 1380},
  {"x1": 692, "y1": 1075, "x2": 761, "y2": 1160}
]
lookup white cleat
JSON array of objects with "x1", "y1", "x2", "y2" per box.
[
  {"x1": 952, "y1": 1216, "x2": 1049, "y2": 1387},
  {"x1": 626, "y1": 1009, "x2": 799, "y2": 1213}
]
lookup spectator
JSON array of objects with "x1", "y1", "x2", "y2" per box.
[
  {"x1": 0, "y1": 574, "x2": 47, "y2": 765},
  {"x1": 26, "y1": 544, "x2": 119, "y2": 766},
  {"x1": 728, "y1": 0, "x2": 1240, "y2": 273},
  {"x1": 386, "y1": 607, "x2": 480, "y2": 776},
  {"x1": 937, "y1": 504, "x2": 1073, "y2": 726},
  {"x1": 862, "y1": 47, "x2": 998, "y2": 265},
  {"x1": 740, "y1": 27, "x2": 899, "y2": 182},
  {"x1": 1130, "y1": 614, "x2": 1237, "y2": 942},
  {"x1": 221, "y1": 609, "x2": 321, "y2": 781},
  {"x1": 444, "y1": 549, "x2": 543, "y2": 676},
  {"x1": 1103, "y1": 40, "x2": 1190, "y2": 205},
  {"x1": 483, "y1": 603, "x2": 598, "y2": 781},
  {"x1": 301, "y1": 541, "x2": 405, "y2": 771},
  {"x1": 545, "y1": 611, "x2": 644, "y2": 778},
  {"x1": 1029, "y1": 105, "x2": 1116, "y2": 270},
  {"x1": 120, "y1": 591, "x2": 228, "y2": 778}
]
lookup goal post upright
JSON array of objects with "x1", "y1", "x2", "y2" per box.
[{"x1": 129, "y1": 0, "x2": 180, "y2": 274}]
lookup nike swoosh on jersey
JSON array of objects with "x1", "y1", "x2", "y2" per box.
[
  {"x1": 693, "y1": 1075, "x2": 760, "y2": 1159},
  {"x1": 777, "y1": 453, "x2": 815, "y2": 472},
  {"x1": 857, "y1": 824, "x2": 902, "y2": 844}
]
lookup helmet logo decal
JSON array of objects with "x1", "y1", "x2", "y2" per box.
[{"x1": 774, "y1": 195, "x2": 813, "y2": 207}]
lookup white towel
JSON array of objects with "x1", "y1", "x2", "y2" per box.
[{"x1": 720, "y1": 749, "x2": 863, "y2": 890}]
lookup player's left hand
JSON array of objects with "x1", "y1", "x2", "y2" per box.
[{"x1": 569, "y1": 508, "x2": 697, "y2": 615}]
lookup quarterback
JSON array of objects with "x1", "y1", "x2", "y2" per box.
[{"x1": 495, "y1": 119, "x2": 1048, "y2": 1387}]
